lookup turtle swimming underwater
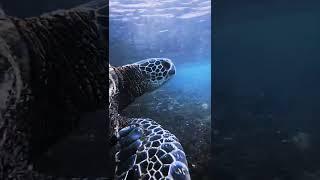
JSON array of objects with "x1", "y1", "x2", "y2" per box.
[
  {"x1": 0, "y1": 0, "x2": 190, "y2": 179},
  {"x1": 110, "y1": 58, "x2": 191, "y2": 179}
]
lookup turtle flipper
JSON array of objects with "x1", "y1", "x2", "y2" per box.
[{"x1": 114, "y1": 118, "x2": 191, "y2": 180}]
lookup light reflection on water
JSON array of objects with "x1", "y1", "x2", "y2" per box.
[{"x1": 110, "y1": 0, "x2": 211, "y2": 21}]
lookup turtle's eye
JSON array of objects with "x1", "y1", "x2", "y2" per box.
[{"x1": 161, "y1": 60, "x2": 171, "y2": 70}]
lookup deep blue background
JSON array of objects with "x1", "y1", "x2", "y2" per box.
[{"x1": 214, "y1": 0, "x2": 320, "y2": 179}]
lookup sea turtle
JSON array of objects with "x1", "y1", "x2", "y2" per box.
[
  {"x1": 109, "y1": 58, "x2": 191, "y2": 179},
  {"x1": 0, "y1": 0, "x2": 190, "y2": 179}
]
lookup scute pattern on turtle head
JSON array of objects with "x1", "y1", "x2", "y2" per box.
[{"x1": 133, "y1": 58, "x2": 176, "y2": 92}]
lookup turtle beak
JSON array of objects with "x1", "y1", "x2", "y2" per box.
[
  {"x1": 168, "y1": 64, "x2": 176, "y2": 76},
  {"x1": 168, "y1": 68, "x2": 175, "y2": 76}
]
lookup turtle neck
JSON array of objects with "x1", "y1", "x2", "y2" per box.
[{"x1": 114, "y1": 64, "x2": 149, "y2": 111}]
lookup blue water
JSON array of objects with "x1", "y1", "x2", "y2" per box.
[
  {"x1": 213, "y1": 1, "x2": 320, "y2": 180},
  {"x1": 165, "y1": 62, "x2": 211, "y2": 101},
  {"x1": 109, "y1": 0, "x2": 211, "y2": 66},
  {"x1": 109, "y1": 0, "x2": 211, "y2": 178}
]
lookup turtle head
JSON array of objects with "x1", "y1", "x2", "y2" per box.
[
  {"x1": 115, "y1": 58, "x2": 176, "y2": 110},
  {"x1": 134, "y1": 58, "x2": 176, "y2": 91}
]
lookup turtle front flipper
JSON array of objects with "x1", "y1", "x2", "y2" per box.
[
  {"x1": 114, "y1": 118, "x2": 191, "y2": 180},
  {"x1": 114, "y1": 58, "x2": 176, "y2": 110}
]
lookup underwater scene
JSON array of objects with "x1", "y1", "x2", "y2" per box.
[
  {"x1": 214, "y1": 0, "x2": 320, "y2": 180},
  {"x1": 1, "y1": 0, "x2": 211, "y2": 179},
  {"x1": 109, "y1": 0, "x2": 211, "y2": 179}
]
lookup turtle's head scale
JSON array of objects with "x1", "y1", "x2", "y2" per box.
[
  {"x1": 134, "y1": 58, "x2": 176, "y2": 91},
  {"x1": 114, "y1": 58, "x2": 176, "y2": 110}
]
